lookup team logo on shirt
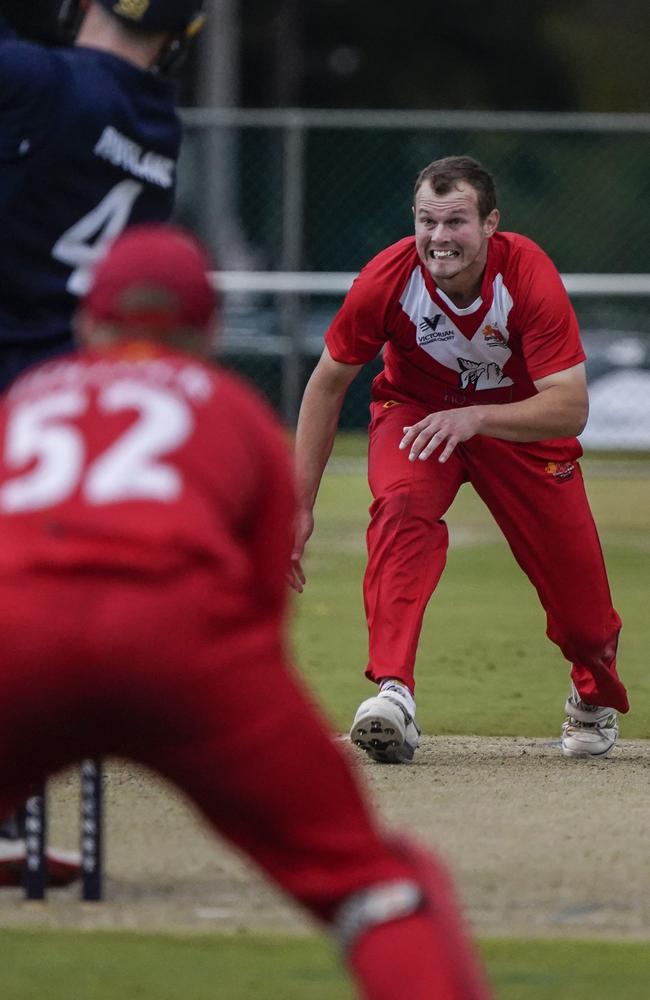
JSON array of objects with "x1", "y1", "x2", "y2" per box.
[
  {"x1": 545, "y1": 461, "x2": 576, "y2": 482},
  {"x1": 418, "y1": 315, "x2": 455, "y2": 345},
  {"x1": 457, "y1": 358, "x2": 508, "y2": 390},
  {"x1": 482, "y1": 324, "x2": 508, "y2": 348},
  {"x1": 399, "y1": 267, "x2": 515, "y2": 391},
  {"x1": 113, "y1": 0, "x2": 150, "y2": 22}
]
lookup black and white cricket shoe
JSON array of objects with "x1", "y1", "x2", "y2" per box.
[{"x1": 350, "y1": 692, "x2": 421, "y2": 764}]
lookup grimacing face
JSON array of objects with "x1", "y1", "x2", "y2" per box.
[{"x1": 413, "y1": 180, "x2": 499, "y2": 298}]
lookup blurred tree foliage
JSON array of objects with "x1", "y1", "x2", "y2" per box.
[
  {"x1": 241, "y1": 0, "x2": 650, "y2": 112},
  {"x1": 3, "y1": 1, "x2": 647, "y2": 112}
]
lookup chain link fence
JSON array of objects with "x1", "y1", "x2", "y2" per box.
[{"x1": 175, "y1": 109, "x2": 650, "y2": 447}]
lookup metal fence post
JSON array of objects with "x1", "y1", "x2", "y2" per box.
[{"x1": 280, "y1": 111, "x2": 306, "y2": 426}]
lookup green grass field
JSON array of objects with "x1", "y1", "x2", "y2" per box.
[
  {"x1": 4, "y1": 440, "x2": 648, "y2": 999},
  {"x1": 4, "y1": 930, "x2": 650, "y2": 999}
]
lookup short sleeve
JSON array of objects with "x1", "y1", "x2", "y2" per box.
[
  {"x1": 325, "y1": 271, "x2": 390, "y2": 365},
  {"x1": 513, "y1": 247, "x2": 586, "y2": 381},
  {"x1": 324, "y1": 238, "x2": 419, "y2": 366}
]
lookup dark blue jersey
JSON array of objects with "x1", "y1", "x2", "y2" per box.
[{"x1": 0, "y1": 17, "x2": 182, "y2": 355}]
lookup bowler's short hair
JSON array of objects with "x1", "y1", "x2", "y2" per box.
[{"x1": 414, "y1": 155, "x2": 497, "y2": 219}]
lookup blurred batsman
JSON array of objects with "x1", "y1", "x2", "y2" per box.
[
  {"x1": 0, "y1": 0, "x2": 206, "y2": 872},
  {"x1": 0, "y1": 0, "x2": 207, "y2": 391},
  {"x1": 0, "y1": 225, "x2": 490, "y2": 999}
]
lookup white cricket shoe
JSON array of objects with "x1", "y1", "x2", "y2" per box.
[
  {"x1": 350, "y1": 685, "x2": 421, "y2": 763},
  {"x1": 561, "y1": 685, "x2": 619, "y2": 759}
]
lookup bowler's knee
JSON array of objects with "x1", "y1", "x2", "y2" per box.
[{"x1": 370, "y1": 487, "x2": 446, "y2": 530}]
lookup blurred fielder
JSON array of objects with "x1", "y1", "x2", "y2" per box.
[
  {"x1": 0, "y1": 224, "x2": 490, "y2": 1000},
  {"x1": 291, "y1": 155, "x2": 628, "y2": 763}
]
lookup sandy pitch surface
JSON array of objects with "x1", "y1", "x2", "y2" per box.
[{"x1": 1, "y1": 736, "x2": 648, "y2": 941}]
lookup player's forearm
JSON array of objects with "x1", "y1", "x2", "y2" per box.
[
  {"x1": 294, "y1": 380, "x2": 346, "y2": 510},
  {"x1": 475, "y1": 386, "x2": 588, "y2": 442}
]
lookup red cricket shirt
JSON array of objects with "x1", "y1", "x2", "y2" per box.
[
  {"x1": 326, "y1": 232, "x2": 585, "y2": 410},
  {"x1": 0, "y1": 342, "x2": 294, "y2": 617}
]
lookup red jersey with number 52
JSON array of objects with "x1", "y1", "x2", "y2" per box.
[
  {"x1": 0, "y1": 343, "x2": 294, "y2": 613},
  {"x1": 325, "y1": 232, "x2": 585, "y2": 409}
]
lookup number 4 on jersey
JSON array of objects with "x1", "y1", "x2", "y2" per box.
[{"x1": 52, "y1": 180, "x2": 144, "y2": 297}]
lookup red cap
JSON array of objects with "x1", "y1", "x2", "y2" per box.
[{"x1": 84, "y1": 224, "x2": 218, "y2": 333}]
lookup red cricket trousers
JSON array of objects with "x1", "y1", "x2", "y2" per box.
[
  {"x1": 0, "y1": 565, "x2": 493, "y2": 998},
  {"x1": 364, "y1": 400, "x2": 628, "y2": 713},
  {"x1": 0, "y1": 565, "x2": 411, "y2": 920}
]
